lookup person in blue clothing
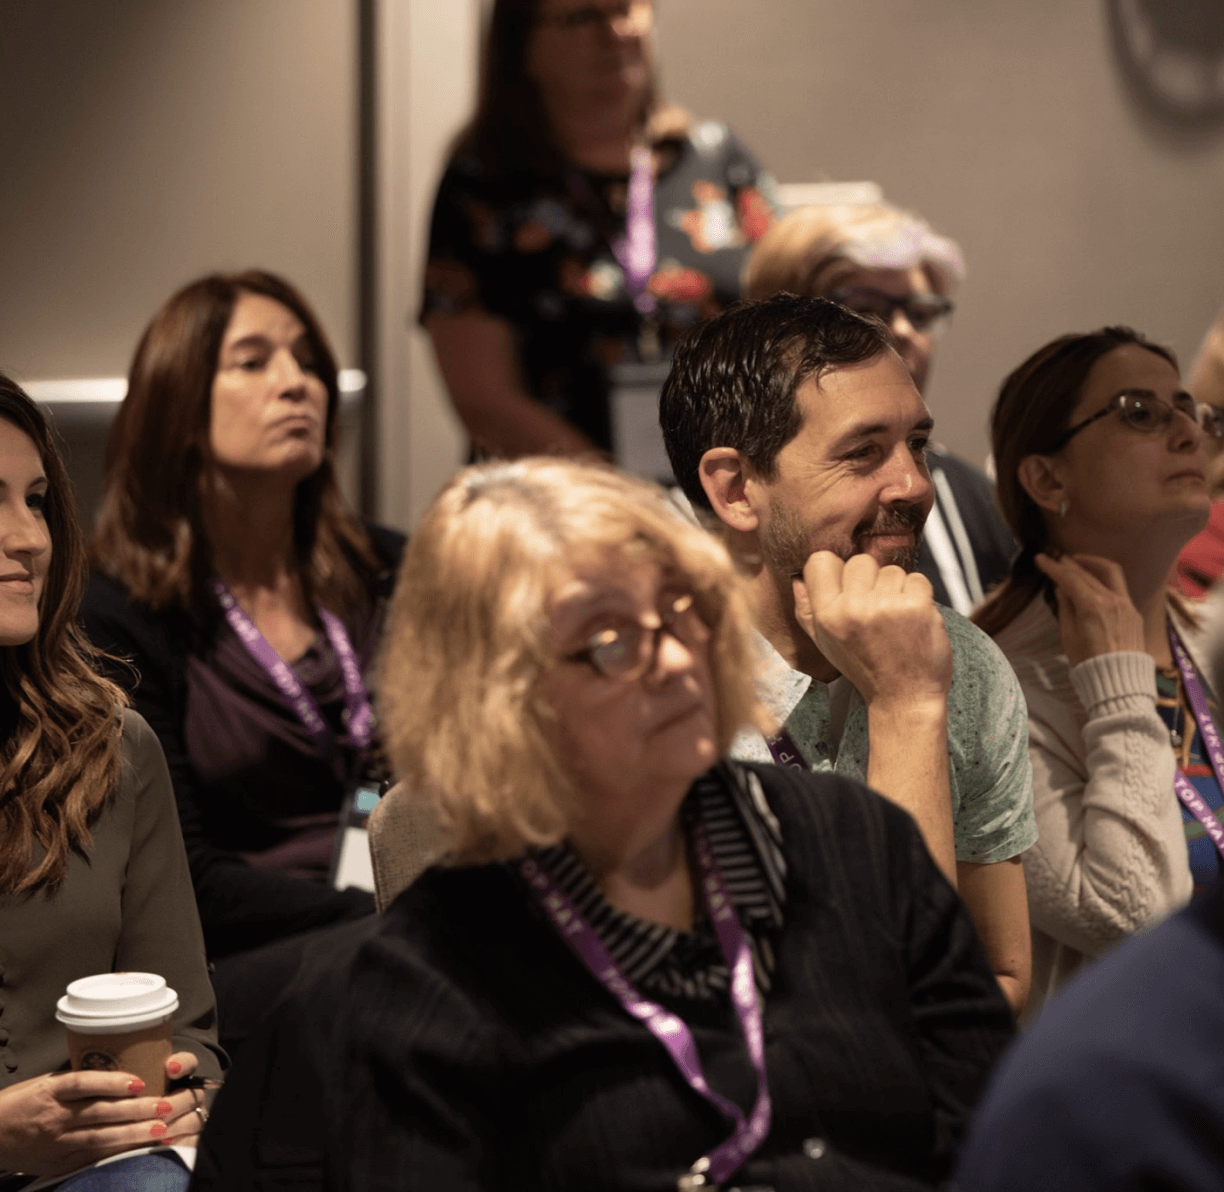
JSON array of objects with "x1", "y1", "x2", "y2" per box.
[{"x1": 954, "y1": 876, "x2": 1224, "y2": 1191}]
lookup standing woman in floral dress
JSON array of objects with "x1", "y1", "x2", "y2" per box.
[{"x1": 422, "y1": 0, "x2": 776, "y2": 462}]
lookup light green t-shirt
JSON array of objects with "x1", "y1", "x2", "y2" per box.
[{"x1": 732, "y1": 605, "x2": 1037, "y2": 864}]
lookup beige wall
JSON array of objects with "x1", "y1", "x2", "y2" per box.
[
  {"x1": 0, "y1": 0, "x2": 474, "y2": 532},
  {"x1": 654, "y1": 1, "x2": 1224, "y2": 467},
  {"x1": 0, "y1": 0, "x2": 358, "y2": 385},
  {"x1": 6, "y1": 2, "x2": 1221, "y2": 525},
  {"x1": 374, "y1": 0, "x2": 475, "y2": 529}
]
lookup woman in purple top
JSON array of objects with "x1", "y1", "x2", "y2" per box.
[{"x1": 81, "y1": 271, "x2": 403, "y2": 1049}]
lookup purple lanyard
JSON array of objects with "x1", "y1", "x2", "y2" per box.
[
  {"x1": 766, "y1": 727, "x2": 807, "y2": 771},
  {"x1": 1168, "y1": 624, "x2": 1224, "y2": 861},
  {"x1": 611, "y1": 145, "x2": 657, "y2": 315},
  {"x1": 211, "y1": 579, "x2": 373, "y2": 758},
  {"x1": 521, "y1": 821, "x2": 771, "y2": 1186}
]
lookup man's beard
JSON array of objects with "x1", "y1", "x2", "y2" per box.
[{"x1": 758, "y1": 499, "x2": 926, "y2": 577}]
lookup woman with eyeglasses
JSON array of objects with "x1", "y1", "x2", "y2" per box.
[
  {"x1": 422, "y1": 0, "x2": 775, "y2": 463},
  {"x1": 973, "y1": 326, "x2": 1224, "y2": 1015},
  {"x1": 193, "y1": 458, "x2": 1014, "y2": 1191}
]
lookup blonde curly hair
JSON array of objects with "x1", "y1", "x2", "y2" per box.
[{"x1": 379, "y1": 458, "x2": 767, "y2": 865}]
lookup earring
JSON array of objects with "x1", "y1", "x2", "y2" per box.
[{"x1": 1059, "y1": 500, "x2": 1068, "y2": 518}]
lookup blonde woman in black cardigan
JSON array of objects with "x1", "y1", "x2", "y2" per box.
[{"x1": 196, "y1": 459, "x2": 1013, "y2": 1191}]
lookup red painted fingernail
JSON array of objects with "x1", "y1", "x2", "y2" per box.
[
  {"x1": 149, "y1": 1122, "x2": 167, "y2": 1139},
  {"x1": 167, "y1": 1060, "x2": 182, "y2": 1076},
  {"x1": 128, "y1": 1079, "x2": 145, "y2": 1094},
  {"x1": 155, "y1": 1100, "x2": 173, "y2": 1117}
]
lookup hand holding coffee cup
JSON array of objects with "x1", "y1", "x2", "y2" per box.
[
  {"x1": 0, "y1": 974, "x2": 209, "y2": 1176},
  {"x1": 56, "y1": 973, "x2": 179, "y2": 1096},
  {"x1": 57, "y1": 974, "x2": 209, "y2": 1149},
  {"x1": 0, "y1": 1054, "x2": 204, "y2": 1176}
]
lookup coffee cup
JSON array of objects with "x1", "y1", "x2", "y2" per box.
[{"x1": 56, "y1": 972, "x2": 178, "y2": 1096}]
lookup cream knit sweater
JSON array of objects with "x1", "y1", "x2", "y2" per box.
[{"x1": 994, "y1": 597, "x2": 1195, "y2": 1016}]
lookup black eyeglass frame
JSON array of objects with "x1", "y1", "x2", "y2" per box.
[
  {"x1": 1050, "y1": 389, "x2": 1224, "y2": 452},
  {"x1": 827, "y1": 287, "x2": 955, "y2": 333},
  {"x1": 561, "y1": 592, "x2": 706, "y2": 681}
]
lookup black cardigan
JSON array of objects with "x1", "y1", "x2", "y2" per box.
[
  {"x1": 80, "y1": 525, "x2": 405, "y2": 960},
  {"x1": 190, "y1": 763, "x2": 1015, "y2": 1191}
]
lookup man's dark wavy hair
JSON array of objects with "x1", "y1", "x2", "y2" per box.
[{"x1": 659, "y1": 293, "x2": 893, "y2": 511}]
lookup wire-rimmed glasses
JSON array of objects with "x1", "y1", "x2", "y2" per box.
[
  {"x1": 1051, "y1": 390, "x2": 1224, "y2": 451},
  {"x1": 561, "y1": 591, "x2": 709, "y2": 681}
]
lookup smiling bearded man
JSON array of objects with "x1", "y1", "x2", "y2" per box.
[
  {"x1": 659, "y1": 293, "x2": 1037, "y2": 1014},
  {"x1": 759, "y1": 491, "x2": 927, "y2": 577}
]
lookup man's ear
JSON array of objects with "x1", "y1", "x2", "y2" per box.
[
  {"x1": 698, "y1": 448, "x2": 761, "y2": 533},
  {"x1": 1016, "y1": 453, "x2": 1067, "y2": 515}
]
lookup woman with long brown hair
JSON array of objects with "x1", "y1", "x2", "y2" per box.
[
  {"x1": 422, "y1": 0, "x2": 775, "y2": 463},
  {"x1": 974, "y1": 326, "x2": 1224, "y2": 1013},
  {"x1": 82, "y1": 271, "x2": 404, "y2": 1049},
  {"x1": 0, "y1": 372, "x2": 220, "y2": 1190}
]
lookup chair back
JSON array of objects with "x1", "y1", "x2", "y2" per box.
[{"x1": 366, "y1": 782, "x2": 451, "y2": 911}]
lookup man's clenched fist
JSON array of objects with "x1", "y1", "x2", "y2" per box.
[{"x1": 792, "y1": 551, "x2": 952, "y2": 712}]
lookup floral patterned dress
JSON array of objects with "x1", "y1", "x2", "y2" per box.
[{"x1": 421, "y1": 116, "x2": 775, "y2": 454}]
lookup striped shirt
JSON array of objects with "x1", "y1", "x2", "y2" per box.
[{"x1": 522, "y1": 762, "x2": 786, "y2": 1001}]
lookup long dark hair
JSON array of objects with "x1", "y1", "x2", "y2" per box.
[
  {"x1": 0, "y1": 373, "x2": 126, "y2": 895},
  {"x1": 973, "y1": 326, "x2": 1179, "y2": 638},
  {"x1": 90, "y1": 270, "x2": 378, "y2": 616},
  {"x1": 457, "y1": 0, "x2": 661, "y2": 175}
]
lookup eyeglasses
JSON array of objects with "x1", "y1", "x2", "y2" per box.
[
  {"x1": 828, "y1": 287, "x2": 955, "y2": 333},
  {"x1": 536, "y1": 0, "x2": 654, "y2": 36},
  {"x1": 1051, "y1": 390, "x2": 1224, "y2": 451},
  {"x1": 561, "y1": 591, "x2": 708, "y2": 680}
]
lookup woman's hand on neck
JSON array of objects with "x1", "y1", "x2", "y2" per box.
[{"x1": 1053, "y1": 522, "x2": 1186, "y2": 666}]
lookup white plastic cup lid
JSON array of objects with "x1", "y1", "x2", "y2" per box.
[{"x1": 55, "y1": 972, "x2": 179, "y2": 1034}]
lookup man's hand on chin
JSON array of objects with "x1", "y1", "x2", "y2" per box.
[
  {"x1": 792, "y1": 550, "x2": 952, "y2": 713},
  {"x1": 793, "y1": 550, "x2": 958, "y2": 884}
]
